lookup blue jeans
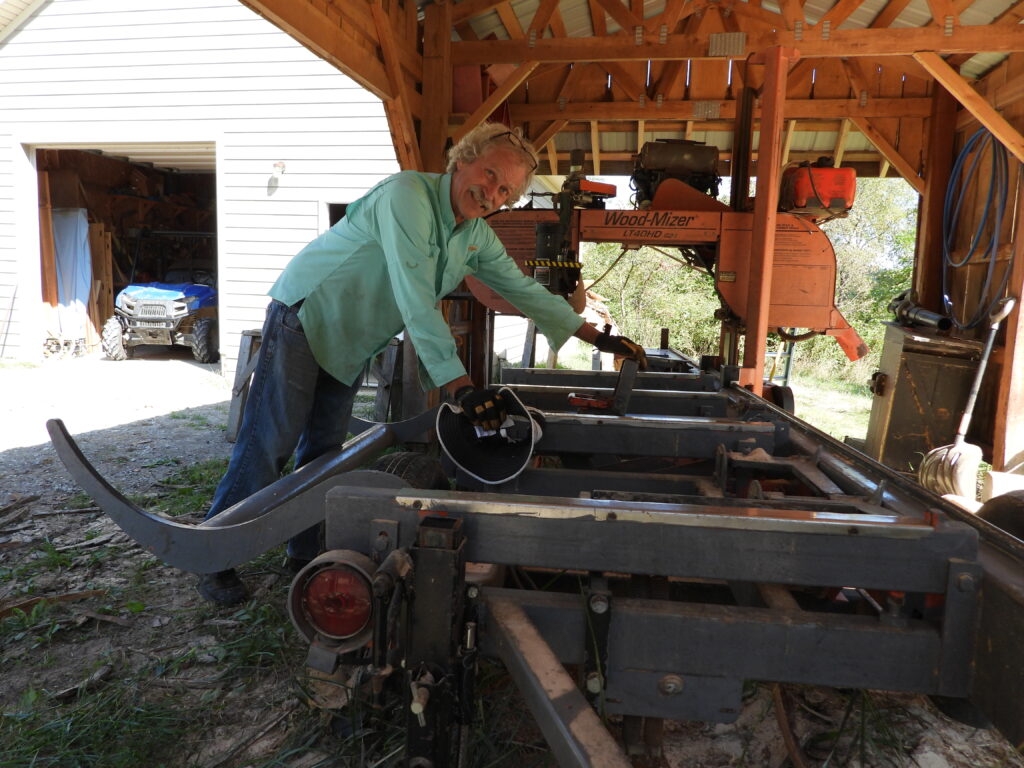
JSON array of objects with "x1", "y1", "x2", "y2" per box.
[{"x1": 206, "y1": 299, "x2": 360, "y2": 561}]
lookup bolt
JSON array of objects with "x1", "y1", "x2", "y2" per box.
[
  {"x1": 956, "y1": 573, "x2": 976, "y2": 592},
  {"x1": 466, "y1": 584, "x2": 480, "y2": 600},
  {"x1": 585, "y1": 671, "x2": 604, "y2": 694},
  {"x1": 589, "y1": 593, "x2": 610, "y2": 615},
  {"x1": 658, "y1": 674, "x2": 684, "y2": 696}
]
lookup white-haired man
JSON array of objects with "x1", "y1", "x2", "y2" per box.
[{"x1": 198, "y1": 123, "x2": 646, "y2": 605}]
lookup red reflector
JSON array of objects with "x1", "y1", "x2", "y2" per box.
[{"x1": 302, "y1": 566, "x2": 372, "y2": 639}]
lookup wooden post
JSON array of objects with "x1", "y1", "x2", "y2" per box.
[
  {"x1": 420, "y1": 1, "x2": 453, "y2": 172},
  {"x1": 993, "y1": 189, "x2": 1024, "y2": 472},
  {"x1": 739, "y1": 47, "x2": 798, "y2": 396},
  {"x1": 913, "y1": 87, "x2": 957, "y2": 312}
]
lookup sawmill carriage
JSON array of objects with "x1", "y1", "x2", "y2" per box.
[{"x1": 45, "y1": 0, "x2": 1024, "y2": 763}]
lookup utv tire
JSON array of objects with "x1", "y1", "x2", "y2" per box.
[
  {"x1": 101, "y1": 316, "x2": 131, "y2": 360},
  {"x1": 368, "y1": 452, "x2": 449, "y2": 490},
  {"x1": 191, "y1": 317, "x2": 219, "y2": 363}
]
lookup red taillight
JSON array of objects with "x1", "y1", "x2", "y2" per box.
[{"x1": 302, "y1": 566, "x2": 373, "y2": 639}]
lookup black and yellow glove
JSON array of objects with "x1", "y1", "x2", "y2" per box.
[
  {"x1": 455, "y1": 386, "x2": 508, "y2": 432},
  {"x1": 593, "y1": 325, "x2": 649, "y2": 370}
]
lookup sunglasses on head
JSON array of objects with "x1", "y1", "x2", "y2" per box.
[{"x1": 491, "y1": 130, "x2": 539, "y2": 172}]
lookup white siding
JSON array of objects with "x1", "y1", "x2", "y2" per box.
[{"x1": 0, "y1": 0, "x2": 399, "y2": 372}]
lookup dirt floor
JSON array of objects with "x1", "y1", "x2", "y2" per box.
[{"x1": 1, "y1": 349, "x2": 1023, "y2": 767}]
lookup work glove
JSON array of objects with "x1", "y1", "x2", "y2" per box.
[
  {"x1": 455, "y1": 386, "x2": 508, "y2": 432},
  {"x1": 593, "y1": 325, "x2": 649, "y2": 370}
]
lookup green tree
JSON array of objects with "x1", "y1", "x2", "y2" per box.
[{"x1": 578, "y1": 177, "x2": 919, "y2": 383}]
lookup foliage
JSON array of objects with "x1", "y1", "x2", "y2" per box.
[
  {"x1": 580, "y1": 241, "x2": 721, "y2": 357},
  {"x1": 579, "y1": 178, "x2": 919, "y2": 386}
]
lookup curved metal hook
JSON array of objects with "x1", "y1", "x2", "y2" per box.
[{"x1": 46, "y1": 408, "x2": 436, "y2": 573}]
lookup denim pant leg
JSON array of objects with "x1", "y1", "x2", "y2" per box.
[
  {"x1": 286, "y1": 364, "x2": 361, "y2": 560},
  {"x1": 206, "y1": 300, "x2": 322, "y2": 522}
]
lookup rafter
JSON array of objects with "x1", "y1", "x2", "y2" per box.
[
  {"x1": 914, "y1": 51, "x2": 1024, "y2": 165},
  {"x1": 849, "y1": 116, "x2": 924, "y2": 193},
  {"x1": 532, "y1": 120, "x2": 569, "y2": 148},
  {"x1": 528, "y1": 0, "x2": 561, "y2": 37},
  {"x1": 645, "y1": 0, "x2": 690, "y2": 34},
  {"x1": 452, "y1": 24, "x2": 1024, "y2": 65},
  {"x1": 599, "y1": 61, "x2": 645, "y2": 101},
  {"x1": 590, "y1": 0, "x2": 645, "y2": 33},
  {"x1": 371, "y1": 1, "x2": 421, "y2": 170},
  {"x1": 510, "y1": 97, "x2": 932, "y2": 122},
  {"x1": 925, "y1": 0, "x2": 957, "y2": 26},
  {"x1": 842, "y1": 58, "x2": 872, "y2": 99},
  {"x1": 591, "y1": 121, "x2": 602, "y2": 174},
  {"x1": 589, "y1": 0, "x2": 608, "y2": 36},
  {"x1": 240, "y1": 0, "x2": 392, "y2": 100},
  {"x1": 454, "y1": 61, "x2": 541, "y2": 142},
  {"x1": 546, "y1": 141, "x2": 559, "y2": 174},
  {"x1": 777, "y1": 0, "x2": 805, "y2": 30},
  {"x1": 816, "y1": 0, "x2": 867, "y2": 30},
  {"x1": 834, "y1": 118, "x2": 852, "y2": 165},
  {"x1": 496, "y1": 1, "x2": 525, "y2": 38},
  {"x1": 948, "y1": 0, "x2": 1024, "y2": 66},
  {"x1": 453, "y1": 0, "x2": 506, "y2": 25},
  {"x1": 869, "y1": 0, "x2": 912, "y2": 28}
]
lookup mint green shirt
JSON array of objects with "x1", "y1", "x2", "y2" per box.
[{"x1": 269, "y1": 171, "x2": 583, "y2": 388}]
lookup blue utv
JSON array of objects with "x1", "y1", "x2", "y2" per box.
[{"x1": 102, "y1": 264, "x2": 219, "y2": 363}]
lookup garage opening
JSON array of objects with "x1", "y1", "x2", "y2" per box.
[{"x1": 36, "y1": 144, "x2": 217, "y2": 362}]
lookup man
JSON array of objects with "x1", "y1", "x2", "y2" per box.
[{"x1": 199, "y1": 123, "x2": 645, "y2": 605}]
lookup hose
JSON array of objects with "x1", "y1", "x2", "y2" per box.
[{"x1": 942, "y1": 128, "x2": 1011, "y2": 330}]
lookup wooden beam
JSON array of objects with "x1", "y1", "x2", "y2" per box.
[
  {"x1": 781, "y1": 118, "x2": 797, "y2": 165},
  {"x1": 637, "y1": 119, "x2": 646, "y2": 153},
  {"x1": 546, "y1": 140, "x2": 559, "y2": 174},
  {"x1": 994, "y1": 193, "x2": 1024, "y2": 471},
  {"x1": 776, "y1": 0, "x2": 805, "y2": 29},
  {"x1": 849, "y1": 116, "x2": 924, "y2": 193},
  {"x1": 868, "y1": 0, "x2": 912, "y2": 28},
  {"x1": 816, "y1": 0, "x2": 867, "y2": 30},
  {"x1": 591, "y1": 121, "x2": 602, "y2": 175},
  {"x1": 532, "y1": 119, "x2": 569, "y2": 148},
  {"x1": 913, "y1": 86, "x2": 958, "y2": 313},
  {"x1": 591, "y1": 0, "x2": 645, "y2": 33},
  {"x1": 496, "y1": 1, "x2": 525, "y2": 38},
  {"x1": 453, "y1": 0, "x2": 506, "y2": 24},
  {"x1": 421, "y1": 2, "x2": 453, "y2": 172},
  {"x1": 925, "y1": 0, "x2": 957, "y2": 26},
  {"x1": 833, "y1": 118, "x2": 851, "y2": 166},
  {"x1": 645, "y1": 0, "x2": 689, "y2": 33},
  {"x1": 452, "y1": 25, "x2": 1024, "y2": 64},
  {"x1": 842, "y1": 58, "x2": 872, "y2": 100},
  {"x1": 453, "y1": 61, "x2": 541, "y2": 143},
  {"x1": 239, "y1": 0, "x2": 392, "y2": 100},
  {"x1": 914, "y1": 51, "x2": 1024, "y2": 165},
  {"x1": 528, "y1": 0, "x2": 561, "y2": 37},
  {"x1": 948, "y1": 0, "x2": 1024, "y2": 66},
  {"x1": 740, "y1": 46, "x2": 797, "y2": 396},
  {"x1": 589, "y1": 0, "x2": 608, "y2": 36},
  {"x1": 879, "y1": 159, "x2": 890, "y2": 177},
  {"x1": 372, "y1": 2, "x2": 422, "y2": 170},
  {"x1": 599, "y1": 61, "x2": 645, "y2": 101},
  {"x1": 509, "y1": 97, "x2": 933, "y2": 121}
]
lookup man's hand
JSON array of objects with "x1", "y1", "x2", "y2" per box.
[
  {"x1": 455, "y1": 386, "x2": 508, "y2": 431},
  {"x1": 593, "y1": 325, "x2": 649, "y2": 370}
]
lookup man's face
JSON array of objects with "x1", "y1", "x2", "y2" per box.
[{"x1": 450, "y1": 146, "x2": 529, "y2": 223}]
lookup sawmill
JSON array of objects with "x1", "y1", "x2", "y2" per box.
[{"x1": 32, "y1": 0, "x2": 1024, "y2": 764}]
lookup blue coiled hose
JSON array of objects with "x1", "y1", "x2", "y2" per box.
[{"x1": 942, "y1": 127, "x2": 1010, "y2": 330}]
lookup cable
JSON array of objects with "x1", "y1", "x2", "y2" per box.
[
  {"x1": 942, "y1": 128, "x2": 1011, "y2": 330},
  {"x1": 587, "y1": 246, "x2": 629, "y2": 290}
]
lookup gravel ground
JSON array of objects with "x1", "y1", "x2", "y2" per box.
[{"x1": 1, "y1": 349, "x2": 1022, "y2": 767}]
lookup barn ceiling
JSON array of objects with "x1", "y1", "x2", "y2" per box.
[{"x1": 238, "y1": 1, "x2": 1024, "y2": 182}]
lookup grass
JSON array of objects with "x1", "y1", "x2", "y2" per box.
[{"x1": 789, "y1": 371, "x2": 873, "y2": 442}]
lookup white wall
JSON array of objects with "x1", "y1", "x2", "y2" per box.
[{"x1": 0, "y1": 0, "x2": 399, "y2": 372}]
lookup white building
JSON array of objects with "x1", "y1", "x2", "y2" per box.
[{"x1": 0, "y1": 0, "x2": 399, "y2": 376}]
